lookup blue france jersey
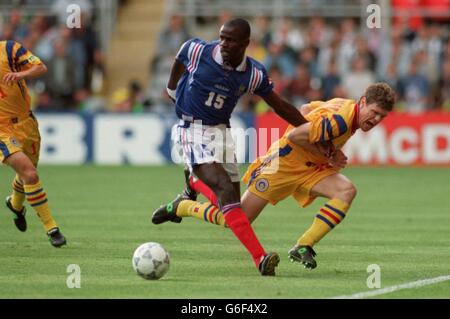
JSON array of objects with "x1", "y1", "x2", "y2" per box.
[{"x1": 175, "y1": 38, "x2": 273, "y2": 126}]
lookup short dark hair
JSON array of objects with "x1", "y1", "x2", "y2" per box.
[
  {"x1": 224, "y1": 18, "x2": 251, "y2": 40},
  {"x1": 364, "y1": 82, "x2": 396, "y2": 111}
]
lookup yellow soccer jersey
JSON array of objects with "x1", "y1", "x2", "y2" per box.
[
  {"x1": 276, "y1": 98, "x2": 359, "y2": 164},
  {"x1": 0, "y1": 40, "x2": 42, "y2": 122},
  {"x1": 306, "y1": 98, "x2": 359, "y2": 147}
]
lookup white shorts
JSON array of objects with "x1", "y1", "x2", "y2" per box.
[{"x1": 174, "y1": 120, "x2": 240, "y2": 183}]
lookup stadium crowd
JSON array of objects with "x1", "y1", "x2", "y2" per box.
[
  {"x1": 151, "y1": 13, "x2": 450, "y2": 114},
  {"x1": 1, "y1": 3, "x2": 449, "y2": 114}
]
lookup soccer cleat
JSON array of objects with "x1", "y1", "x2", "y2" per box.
[
  {"x1": 182, "y1": 166, "x2": 197, "y2": 201},
  {"x1": 288, "y1": 245, "x2": 317, "y2": 269},
  {"x1": 258, "y1": 252, "x2": 280, "y2": 276},
  {"x1": 151, "y1": 194, "x2": 187, "y2": 224},
  {"x1": 5, "y1": 196, "x2": 27, "y2": 232},
  {"x1": 47, "y1": 227, "x2": 67, "y2": 248}
]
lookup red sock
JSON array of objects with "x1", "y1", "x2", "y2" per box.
[
  {"x1": 222, "y1": 204, "x2": 266, "y2": 267},
  {"x1": 190, "y1": 177, "x2": 218, "y2": 206}
]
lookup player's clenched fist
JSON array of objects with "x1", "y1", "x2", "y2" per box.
[
  {"x1": 315, "y1": 140, "x2": 335, "y2": 158},
  {"x1": 3, "y1": 72, "x2": 25, "y2": 85},
  {"x1": 329, "y1": 149, "x2": 348, "y2": 169}
]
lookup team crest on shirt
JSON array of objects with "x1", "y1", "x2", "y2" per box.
[
  {"x1": 255, "y1": 178, "x2": 269, "y2": 192},
  {"x1": 236, "y1": 85, "x2": 247, "y2": 96},
  {"x1": 10, "y1": 137, "x2": 21, "y2": 147}
]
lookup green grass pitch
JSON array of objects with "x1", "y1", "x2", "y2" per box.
[{"x1": 0, "y1": 165, "x2": 449, "y2": 298}]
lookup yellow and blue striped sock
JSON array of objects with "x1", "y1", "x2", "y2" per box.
[
  {"x1": 177, "y1": 200, "x2": 225, "y2": 226},
  {"x1": 24, "y1": 181, "x2": 58, "y2": 232},
  {"x1": 298, "y1": 198, "x2": 350, "y2": 247}
]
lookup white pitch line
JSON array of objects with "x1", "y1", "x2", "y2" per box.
[{"x1": 331, "y1": 275, "x2": 450, "y2": 299}]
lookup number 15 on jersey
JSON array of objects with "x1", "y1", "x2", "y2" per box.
[{"x1": 205, "y1": 92, "x2": 226, "y2": 109}]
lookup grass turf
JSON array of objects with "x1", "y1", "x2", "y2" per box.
[{"x1": 0, "y1": 165, "x2": 449, "y2": 298}]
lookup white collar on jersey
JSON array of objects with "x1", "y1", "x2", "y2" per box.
[{"x1": 213, "y1": 45, "x2": 247, "y2": 72}]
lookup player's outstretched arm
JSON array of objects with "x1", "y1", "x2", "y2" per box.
[
  {"x1": 287, "y1": 123, "x2": 333, "y2": 159},
  {"x1": 287, "y1": 123, "x2": 310, "y2": 145},
  {"x1": 166, "y1": 59, "x2": 186, "y2": 102},
  {"x1": 262, "y1": 91, "x2": 308, "y2": 127},
  {"x1": 2, "y1": 63, "x2": 47, "y2": 85}
]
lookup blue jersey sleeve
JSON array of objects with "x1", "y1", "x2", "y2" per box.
[
  {"x1": 175, "y1": 38, "x2": 206, "y2": 68},
  {"x1": 254, "y1": 66, "x2": 274, "y2": 96}
]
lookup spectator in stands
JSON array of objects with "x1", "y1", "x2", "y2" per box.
[
  {"x1": 153, "y1": 15, "x2": 191, "y2": 63},
  {"x1": 320, "y1": 60, "x2": 341, "y2": 100},
  {"x1": 70, "y1": 12, "x2": 103, "y2": 90},
  {"x1": 381, "y1": 62, "x2": 400, "y2": 94},
  {"x1": 353, "y1": 36, "x2": 376, "y2": 72},
  {"x1": 435, "y1": 59, "x2": 450, "y2": 110},
  {"x1": 28, "y1": 14, "x2": 55, "y2": 62},
  {"x1": 428, "y1": 22, "x2": 444, "y2": 65},
  {"x1": 317, "y1": 33, "x2": 340, "y2": 77},
  {"x1": 200, "y1": 9, "x2": 234, "y2": 40},
  {"x1": 307, "y1": 16, "x2": 332, "y2": 49},
  {"x1": 252, "y1": 15, "x2": 272, "y2": 49},
  {"x1": 148, "y1": 15, "x2": 191, "y2": 108},
  {"x1": 298, "y1": 46, "x2": 319, "y2": 79},
  {"x1": 337, "y1": 18, "x2": 357, "y2": 76},
  {"x1": 8, "y1": 9, "x2": 28, "y2": 41},
  {"x1": 415, "y1": 49, "x2": 439, "y2": 87},
  {"x1": 287, "y1": 63, "x2": 313, "y2": 105},
  {"x1": 263, "y1": 42, "x2": 296, "y2": 79},
  {"x1": 35, "y1": 91, "x2": 55, "y2": 112},
  {"x1": 112, "y1": 80, "x2": 145, "y2": 113},
  {"x1": 411, "y1": 24, "x2": 441, "y2": 86},
  {"x1": 440, "y1": 38, "x2": 450, "y2": 68},
  {"x1": 342, "y1": 55, "x2": 376, "y2": 100},
  {"x1": 0, "y1": 23, "x2": 14, "y2": 40},
  {"x1": 74, "y1": 88, "x2": 106, "y2": 113},
  {"x1": 271, "y1": 17, "x2": 305, "y2": 55},
  {"x1": 397, "y1": 59, "x2": 430, "y2": 113},
  {"x1": 44, "y1": 39, "x2": 76, "y2": 108},
  {"x1": 377, "y1": 27, "x2": 412, "y2": 79},
  {"x1": 246, "y1": 38, "x2": 267, "y2": 63},
  {"x1": 366, "y1": 27, "x2": 382, "y2": 57}
]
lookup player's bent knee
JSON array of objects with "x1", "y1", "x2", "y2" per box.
[
  {"x1": 340, "y1": 183, "x2": 357, "y2": 203},
  {"x1": 19, "y1": 166, "x2": 39, "y2": 185}
]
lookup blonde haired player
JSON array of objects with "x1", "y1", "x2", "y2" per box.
[
  {"x1": 155, "y1": 83, "x2": 395, "y2": 269},
  {"x1": 0, "y1": 40, "x2": 66, "y2": 247}
]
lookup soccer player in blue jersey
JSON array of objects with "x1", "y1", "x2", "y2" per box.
[{"x1": 152, "y1": 18, "x2": 308, "y2": 276}]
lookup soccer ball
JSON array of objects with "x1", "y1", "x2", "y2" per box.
[{"x1": 132, "y1": 242, "x2": 170, "y2": 280}]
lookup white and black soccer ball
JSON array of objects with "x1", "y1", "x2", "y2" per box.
[{"x1": 132, "y1": 242, "x2": 170, "y2": 280}]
